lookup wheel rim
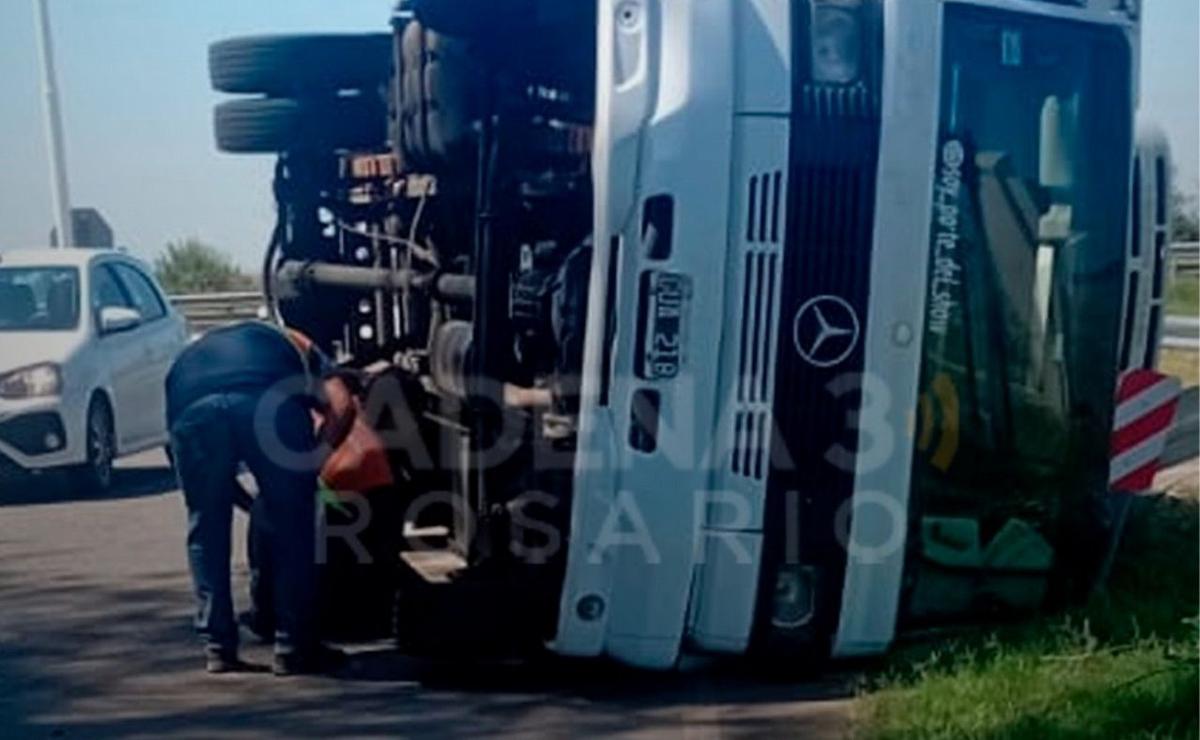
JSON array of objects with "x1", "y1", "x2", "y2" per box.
[{"x1": 89, "y1": 407, "x2": 114, "y2": 489}]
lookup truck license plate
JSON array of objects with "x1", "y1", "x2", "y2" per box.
[{"x1": 638, "y1": 271, "x2": 691, "y2": 380}]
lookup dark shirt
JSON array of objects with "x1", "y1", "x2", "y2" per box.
[{"x1": 166, "y1": 322, "x2": 315, "y2": 426}]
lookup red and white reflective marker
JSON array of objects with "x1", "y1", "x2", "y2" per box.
[{"x1": 1109, "y1": 369, "x2": 1182, "y2": 492}]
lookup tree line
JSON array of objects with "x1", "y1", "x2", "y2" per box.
[{"x1": 153, "y1": 239, "x2": 257, "y2": 296}]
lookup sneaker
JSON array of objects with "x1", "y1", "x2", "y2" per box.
[
  {"x1": 205, "y1": 649, "x2": 256, "y2": 675},
  {"x1": 272, "y1": 644, "x2": 348, "y2": 677}
]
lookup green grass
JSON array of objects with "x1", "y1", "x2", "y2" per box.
[
  {"x1": 1167, "y1": 274, "x2": 1199, "y2": 317},
  {"x1": 855, "y1": 491, "x2": 1200, "y2": 740},
  {"x1": 858, "y1": 636, "x2": 1197, "y2": 740}
]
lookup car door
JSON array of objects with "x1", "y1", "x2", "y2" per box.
[
  {"x1": 110, "y1": 262, "x2": 183, "y2": 447},
  {"x1": 90, "y1": 262, "x2": 145, "y2": 450}
]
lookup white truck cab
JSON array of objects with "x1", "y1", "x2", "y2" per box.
[
  {"x1": 555, "y1": 0, "x2": 1144, "y2": 668},
  {"x1": 210, "y1": 0, "x2": 1148, "y2": 670}
]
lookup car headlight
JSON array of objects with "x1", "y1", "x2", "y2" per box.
[
  {"x1": 810, "y1": 0, "x2": 864, "y2": 85},
  {"x1": 0, "y1": 364, "x2": 63, "y2": 399}
]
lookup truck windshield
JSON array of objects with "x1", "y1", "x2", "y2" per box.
[
  {"x1": 906, "y1": 7, "x2": 1132, "y2": 620},
  {"x1": 0, "y1": 267, "x2": 81, "y2": 331}
]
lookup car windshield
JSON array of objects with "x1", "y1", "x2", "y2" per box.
[{"x1": 0, "y1": 267, "x2": 82, "y2": 331}]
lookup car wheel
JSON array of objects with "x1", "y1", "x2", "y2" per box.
[
  {"x1": 213, "y1": 96, "x2": 387, "y2": 154},
  {"x1": 71, "y1": 399, "x2": 115, "y2": 495},
  {"x1": 209, "y1": 34, "x2": 393, "y2": 96}
]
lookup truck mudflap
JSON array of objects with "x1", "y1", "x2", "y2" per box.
[{"x1": 552, "y1": 0, "x2": 737, "y2": 669}]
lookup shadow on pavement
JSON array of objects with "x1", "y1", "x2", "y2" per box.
[
  {"x1": 0, "y1": 566, "x2": 853, "y2": 739},
  {"x1": 0, "y1": 462, "x2": 176, "y2": 508},
  {"x1": 343, "y1": 646, "x2": 853, "y2": 704},
  {"x1": 0, "y1": 455, "x2": 852, "y2": 738}
]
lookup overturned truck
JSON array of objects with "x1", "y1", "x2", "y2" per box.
[{"x1": 209, "y1": 0, "x2": 1166, "y2": 669}]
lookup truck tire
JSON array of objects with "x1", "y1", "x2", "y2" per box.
[
  {"x1": 209, "y1": 34, "x2": 393, "y2": 96},
  {"x1": 396, "y1": 20, "x2": 482, "y2": 170},
  {"x1": 214, "y1": 96, "x2": 386, "y2": 154}
]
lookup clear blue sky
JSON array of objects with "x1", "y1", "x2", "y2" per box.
[{"x1": 0, "y1": 1, "x2": 1196, "y2": 268}]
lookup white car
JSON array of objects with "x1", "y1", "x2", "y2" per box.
[{"x1": 0, "y1": 249, "x2": 188, "y2": 493}]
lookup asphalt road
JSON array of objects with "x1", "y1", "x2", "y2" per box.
[{"x1": 0, "y1": 451, "x2": 852, "y2": 740}]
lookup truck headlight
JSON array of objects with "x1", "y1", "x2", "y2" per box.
[
  {"x1": 810, "y1": 0, "x2": 864, "y2": 85},
  {"x1": 772, "y1": 566, "x2": 817, "y2": 629},
  {"x1": 0, "y1": 364, "x2": 63, "y2": 399}
]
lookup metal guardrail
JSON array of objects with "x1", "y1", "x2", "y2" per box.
[
  {"x1": 1172, "y1": 242, "x2": 1199, "y2": 279},
  {"x1": 1164, "y1": 316, "x2": 1200, "y2": 351},
  {"x1": 169, "y1": 292, "x2": 264, "y2": 333},
  {"x1": 1167, "y1": 243, "x2": 1199, "y2": 350}
]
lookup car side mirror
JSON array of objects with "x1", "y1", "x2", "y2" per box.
[{"x1": 99, "y1": 306, "x2": 142, "y2": 335}]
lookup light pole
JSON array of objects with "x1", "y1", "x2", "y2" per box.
[{"x1": 33, "y1": 0, "x2": 74, "y2": 248}]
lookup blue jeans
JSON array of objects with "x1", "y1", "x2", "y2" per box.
[{"x1": 169, "y1": 391, "x2": 319, "y2": 656}]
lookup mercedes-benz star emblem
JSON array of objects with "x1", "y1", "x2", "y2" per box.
[{"x1": 793, "y1": 295, "x2": 861, "y2": 368}]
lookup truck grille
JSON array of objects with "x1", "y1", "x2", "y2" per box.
[
  {"x1": 732, "y1": 171, "x2": 784, "y2": 481},
  {"x1": 758, "y1": 78, "x2": 884, "y2": 644}
]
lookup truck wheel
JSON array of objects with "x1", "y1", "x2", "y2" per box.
[
  {"x1": 209, "y1": 34, "x2": 393, "y2": 96},
  {"x1": 396, "y1": 20, "x2": 482, "y2": 170},
  {"x1": 214, "y1": 96, "x2": 387, "y2": 154},
  {"x1": 71, "y1": 399, "x2": 115, "y2": 496}
]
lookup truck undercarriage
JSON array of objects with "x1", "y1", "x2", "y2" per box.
[{"x1": 212, "y1": 2, "x2": 601, "y2": 656}]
